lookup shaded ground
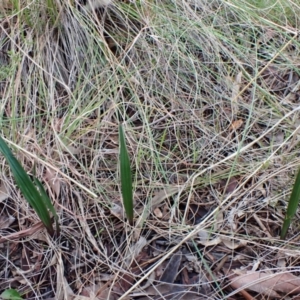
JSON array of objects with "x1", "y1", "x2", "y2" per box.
[{"x1": 1, "y1": 0, "x2": 300, "y2": 299}]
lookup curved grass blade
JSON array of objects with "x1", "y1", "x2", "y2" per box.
[
  {"x1": 0, "y1": 136, "x2": 57, "y2": 235},
  {"x1": 280, "y1": 168, "x2": 300, "y2": 239},
  {"x1": 119, "y1": 124, "x2": 134, "y2": 225}
]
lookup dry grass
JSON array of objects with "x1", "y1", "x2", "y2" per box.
[{"x1": 1, "y1": 0, "x2": 300, "y2": 299}]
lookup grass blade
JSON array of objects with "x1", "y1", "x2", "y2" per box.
[
  {"x1": 280, "y1": 168, "x2": 300, "y2": 239},
  {"x1": 119, "y1": 124, "x2": 134, "y2": 225},
  {"x1": 0, "y1": 136, "x2": 58, "y2": 235}
]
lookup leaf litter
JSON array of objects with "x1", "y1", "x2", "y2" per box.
[
  {"x1": 230, "y1": 270, "x2": 300, "y2": 298},
  {"x1": 43, "y1": 167, "x2": 61, "y2": 198},
  {"x1": 0, "y1": 181, "x2": 9, "y2": 202},
  {"x1": 0, "y1": 213, "x2": 15, "y2": 230}
]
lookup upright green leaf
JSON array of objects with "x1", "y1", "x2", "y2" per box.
[
  {"x1": 119, "y1": 124, "x2": 134, "y2": 225},
  {"x1": 0, "y1": 136, "x2": 58, "y2": 235},
  {"x1": 280, "y1": 168, "x2": 300, "y2": 239}
]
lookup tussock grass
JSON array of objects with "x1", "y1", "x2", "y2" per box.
[{"x1": 1, "y1": 0, "x2": 300, "y2": 298}]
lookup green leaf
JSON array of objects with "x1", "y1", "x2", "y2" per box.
[
  {"x1": 0, "y1": 136, "x2": 58, "y2": 235},
  {"x1": 33, "y1": 175, "x2": 60, "y2": 235},
  {"x1": 1, "y1": 289, "x2": 24, "y2": 300},
  {"x1": 119, "y1": 124, "x2": 134, "y2": 225},
  {"x1": 280, "y1": 168, "x2": 300, "y2": 239}
]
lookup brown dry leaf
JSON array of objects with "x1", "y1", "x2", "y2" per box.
[
  {"x1": 252, "y1": 213, "x2": 272, "y2": 238},
  {"x1": 230, "y1": 119, "x2": 243, "y2": 131},
  {"x1": 138, "y1": 187, "x2": 179, "y2": 214},
  {"x1": 221, "y1": 236, "x2": 247, "y2": 250},
  {"x1": 142, "y1": 283, "x2": 205, "y2": 300},
  {"x1": 113, "y1": 246, "x2": 151, "y2": 297},
  {"x1": 0, "y1": 213, "x2": 15, "y2": 229},
  {"x1": 0, "y1": 221, "x2": 45, "y2": 243},
  {"x1": 274, "y1": 130, "x2": 285, "y2": 144},
  {"x1": 217, "y1": 176, "x2": 239, "y2": 194},
  {"x1": 277, "y1": 258, "x2": 286, "y2": 268},
  {"x1": 135, "y1": 251, "x2": 207, "y2": 300},
  {"x1": 96, "y1": 285, "x2": 118, "y2": 300},
  {"x1": 56, "y1": 251, "x2": 74, "y2": 300},
  {"x1": 225, "y1": 177, "x2": 239, "y2": 194},
  {"x1": 125, "y1": 236, "x2": 147, "y2": 267},
  {"x1": 73, "y1": 296, "x2": 99, "y2": 300},
  {"x1": 65, "y1": 144, "x2": 82, "y2": 155},
  {"x1": 260, "y1": 64, "x2": 291, "y2": 93},
  {"x1": 129, "y1": 76, "x2": 140, "y2": 85},
  {"x1": 153, "y1": 207, "x2": 163, "y2": 218},
  {"x1": 231, "y1": 270, "x2": 300, "y2": 297},
  {"x1": 160, "y1": 251, "x2": 182, "y2": 283},
  {"x1": 184, "y1": 254, "x2": 203, "y2": 274},
  {"x1": 197, "y1": 230, "x2": 222, "y2": 246},
  {"x1": 0, "y1": 182, "x2": 9, "y2": 202},
  {"x1": 44, "y1": 168, "x2": 61, "y2": 197},
  {"x1": 94, "y1": 277, "x2": 118, "y2": 300},
  {"x1": 135, "y1": 186, "x2": 178, "y2": 239},
  {"x1": 231, "y1": 71, "x2": 243, "y2": 115},
  {"x1": 110, "y1": 202, "x2": 124, "y2": 219},
  {"x1": 214, "y1": 209, "x2": 224, "y2": 231},
  {"x1": 53, "y1": 118, "x2": 64, "y2": 133},
  {"x1": 79, "y1": 282, "x2": 103, "y2": 299}
]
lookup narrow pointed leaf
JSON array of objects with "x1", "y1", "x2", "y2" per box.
[
  {"x1": 119, "y1": 124, "x2": 134, "y2": 224},
  {"x1": 0, "y1": 136, "x2": 57, "y2": 235},
  {"x1": 280, "y1": 168, "x2": 300, "y2": 239}
]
